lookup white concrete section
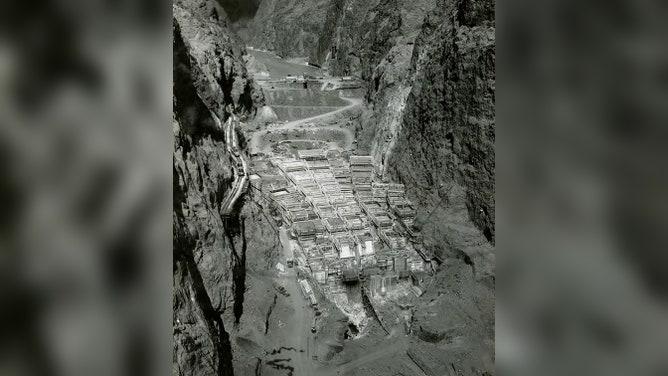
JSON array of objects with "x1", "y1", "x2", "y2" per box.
[
  {"x1": 340, "y1": 245, "x2": 354, "y2": 259},
  {"x1": 365, "y1": 240, "x2": 374, "y2": 255}
]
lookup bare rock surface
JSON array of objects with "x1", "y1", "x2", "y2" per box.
[
  {"x1": 232, "y1": 0, "x2": 330, "y2": 58},
  {"x1": 312, "y1": 0, "x2": 495, "y2": 374},
  {"x1": 174, "y1": 0, "x2": 263, "y2": 118},
  {"x1": 173, "y1": 1, "x2": 274, "y2": 375}
]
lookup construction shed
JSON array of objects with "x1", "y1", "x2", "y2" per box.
[
  {"x1": 293, "y1": 221, "x2": 316, "y2": 237},
  {"x1": 324, "y1": 217, "x2": 347, "y2": 233},
  {"x1": 349, "y1": 156, "x2": 374, "y2": 166},
  {"x1": 298, "y1": 149, "x2": 327, "y2": 160}
]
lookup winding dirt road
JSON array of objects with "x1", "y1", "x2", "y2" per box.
[
  {"x1": 249, "y1": 96, "x2": 362, "y2": 154},
  {"x1": 261, "y1": 228, "x2": 317, "y2": 375}
]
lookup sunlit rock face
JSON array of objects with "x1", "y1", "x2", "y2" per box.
[
  {"x1": 173, "y1": 1, "x2": 268, "y2": 374},
  {"x1": 387, "y1": 0, "x2": 495, "y2": 246}
]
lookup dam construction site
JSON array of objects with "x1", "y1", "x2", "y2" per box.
[
  {"x1": 237, "y1": 53, "x2": 440, "y2": 374},
  {"x1": 173, "y1": 0, "x2": 494, "y2": 375}
]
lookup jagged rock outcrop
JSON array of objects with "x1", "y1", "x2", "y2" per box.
[
  {"x1": 388, "y1": 2, "x2": 495, "y2": 373},
  {"x1": 213, "y1": 0, "x2": 263, "y2": 22},
  {"x1": 173, "y1": 1, "x2": 274, "y2": 375},
  {"x1": 313, "y1": 0, "x2": 436, "y2": 77},
  {"x1": 388, "y1": 0, "x2": 495, "y2": 244},
  {"x1": 232, "y1": 0, "x2": 330, "y2": 58},
  {"x1": 174, "y1": 0, "x2": 263, "y2": 119},
  {"x1": 315, "y1": 0, "x2": 495, "y2": 373},
  {"x1": 314, "y1": 0, "x2": 494, "y2": 246},
  {"x1": 310, "y1": 0, "x2": 439, "y2": 193}
]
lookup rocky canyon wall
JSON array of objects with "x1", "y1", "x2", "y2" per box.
[
  {"x1": 309, "y1": 0, "x2": 495, "y2": 247},
  {"x1": 314, "y1": 1, "x2": 496, "y2": 373},
  {"x1": 232, "y1": 0, "x2": 330, "y2": 58},
  {"x1": 387, "y1": 0, "x2": 495, "y2": 246},
  {"x1": 174, "y1": 0, "x2": 496, "y2": 373},
  {"x1": 173, "y1": 1, "x2": 277, "y2": 374}
]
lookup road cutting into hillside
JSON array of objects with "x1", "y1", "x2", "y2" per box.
[{"x1": 249, "y1": 96, "x2": 362, "y2": 154}]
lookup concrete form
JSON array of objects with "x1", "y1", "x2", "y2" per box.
[{"x1": 260, "y1": 149, "x2": 426, "y2": 325}]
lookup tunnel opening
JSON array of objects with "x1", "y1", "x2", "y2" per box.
[{"x1": 344, "y1": 322, "x2": 359, "y2": 339}]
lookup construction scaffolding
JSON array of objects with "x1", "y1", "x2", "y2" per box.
[{"x1": 260, "y1": 150, "x2": 427, "y2": 324}]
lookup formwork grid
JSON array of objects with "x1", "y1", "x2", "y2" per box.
[{"x1": 264, "y1": 150, "x2": 427, "y2": 324}]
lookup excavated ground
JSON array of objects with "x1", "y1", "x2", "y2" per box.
[
  {"x1": 233, "y1": 48, "x2": 494, "y2": 376},
  {"x1": 235, "y1": 51, "x2": 469, "y2": 376}
]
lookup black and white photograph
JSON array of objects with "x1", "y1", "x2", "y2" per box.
[
  {"x1": 173, "y1": 0, "x2": 494, "y2": 374},
  {"x1": 5, "y1": 0, "x2": 668, "y2": 375}
]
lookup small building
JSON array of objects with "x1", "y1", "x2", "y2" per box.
[
  {"x1": 289, "y1": 208, "x2": 309, "y2": 222},
  {"x1": 391, "y1": 203, "x2": 416, "y2": 219},
  {"x1": 371, "y1": 215, "x2": 393, "y2": 228},
  {"x1": 349, "y1": 155, "x2": 374, "y2": 166},
  {"x1": 324, "y1": 217, "x2": 347, "y2": 233},
  {"x1": 317, "y1": 239, "x2": 335, "y2": 256},
  {"x1": 293, "y1": 221, "x2": 316, "y2": 237},
  {"x1": 356, "y1": 235, "x2": 375, "y2": 256},
  {"x1": 314, "y1": 270, "x2": 327, "y2": 284},
  {"x1": 344, "y1": 215, "x2": 364, "y2": 230},
  {"x1": 335, "y1": 236, "x2": 356, "y2": 259},
  {"x1": 298, "y1": 149, "x2": 328, "y2": 161}
]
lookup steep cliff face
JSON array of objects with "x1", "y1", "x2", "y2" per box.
[
  {"x1": 324, "y1": 0, "x2": 494, "y2": 247},
  {"x1": 173, "y1": 1, "x2": 272, "y2": 374},
  {"x1": 311, "y1": 0, "x2": 438, "y2": 187},
  {"x1": 388, "y1": 0, "x2": 495, "y2": 245},
  {"x1": 312, "y1": 0, "x2": 436, "y2": 77},
  {"x1": 340, "y1": 0, "x2": 495, "y2": 372},
  {"x1": 232, "y1": 0, "x2": 330, "y2": 58},
  {"x1": 174, "y1": 0, "x2": 263, "y2": 119},
  {"x1": 389, "y1": 2, "x2": 494, "y2": 373}
]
